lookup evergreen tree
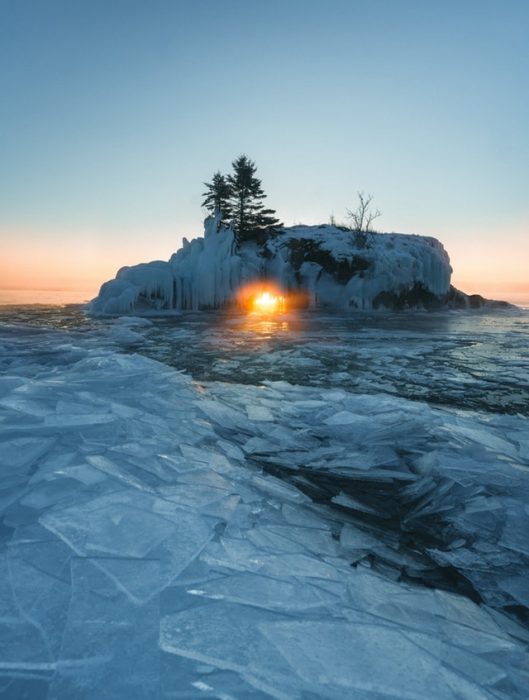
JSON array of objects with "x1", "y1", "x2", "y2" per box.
[
  {"x1": 227, "y1": 155, "x2": 281, "y2": 245},
  {"x1": 202, "y1": 171, "x2": 232, "y2": 226}
]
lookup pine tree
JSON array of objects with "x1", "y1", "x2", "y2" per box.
[
  {"x1": 227, "y1": 155, "x2": 281, "y2": 245},
  {"x1": 202, "y1": 171, "x2": 232, "y2": 226}
]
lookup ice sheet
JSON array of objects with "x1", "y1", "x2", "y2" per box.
[
  {"x1": 1, "y1": 308, "x2": 528, "y2": 698},
  {"x1": 48, "y1": 558, "x2": 159, "y2": 698}
]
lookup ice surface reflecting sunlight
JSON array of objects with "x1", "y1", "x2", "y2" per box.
[{"x1": 237, "y1": 315, "x2": 291, "y2": 341}]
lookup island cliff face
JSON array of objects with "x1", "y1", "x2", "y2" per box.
[{"x1": 89, "y1": 215, "x2": 492, "y2": 315}]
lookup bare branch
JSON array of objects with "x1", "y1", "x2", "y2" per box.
[
  {"x1": 365, "y1": 208, "x2": 381, "y2": 232},
  {"x1": 347, "y1": 192, "x2": 381, "y2": 234}
]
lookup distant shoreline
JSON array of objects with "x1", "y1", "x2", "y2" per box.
[{"x1": 0, "y1": 289, "x2": 94, "y2": 306}]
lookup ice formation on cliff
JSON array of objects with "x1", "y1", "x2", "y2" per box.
[{"x1": 89, "y1": 214, "x2": 453, "y2": 314}]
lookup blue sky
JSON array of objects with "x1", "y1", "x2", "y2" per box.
[{"x1": 1, "y1": 0, "x2": 528, "y2": 294}]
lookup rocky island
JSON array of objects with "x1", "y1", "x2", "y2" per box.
[
  {"x1": 89, "y1": 157, "x2": 509, "y2": 315},
  {"x1": 89, "y1": 214, "x2": 506, "y2": 315}
]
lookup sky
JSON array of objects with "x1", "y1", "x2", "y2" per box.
[{"x1": 1, "y1": 0, "x2": 528, "y2": 300}]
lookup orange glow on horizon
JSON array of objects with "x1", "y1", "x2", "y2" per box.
[
  {"x1": 0, "y1": 237, "x2": 114, "y2": 294},
  {"x1": 1, "y1": 225, "x2": 527, "y2": 306},
  {"x1": 447, "y1": 230, "x2": 529, "y2": 299},
  {"x1": 0, "y1": 229, "x2": 180, "y2": 299}
]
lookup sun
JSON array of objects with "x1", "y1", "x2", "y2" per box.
[
  {"x1": 235, "y1": 282, "x2": 288, "y2": 314},
  {"x1": 253, "y1": 292, "x2": 284, "y2": 313},
  {"x1": 251, "y1": 290, "x2": 286, "y2": 314}
]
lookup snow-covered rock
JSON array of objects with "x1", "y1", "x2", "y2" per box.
[{"x1": 89, "y1": 215, "x2": 454, "y2": 314}]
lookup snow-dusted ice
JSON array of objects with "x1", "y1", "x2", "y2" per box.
[{"x1": 0, "y1": 303, "x2": 528, "y2": 698}]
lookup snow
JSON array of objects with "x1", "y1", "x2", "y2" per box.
[
  {"x1": 89, "y1": 215, "x2": 452, "y2": 314},
  {"x1": 1, "y1": 307, "x2": 528, "y2": 697}
]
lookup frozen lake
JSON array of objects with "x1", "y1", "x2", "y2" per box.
[
  {"x1": 1, "y1": 304, "x2": 528, "y2": 698},
  {"x1": 3, "y1": 305, "x2": 528, "y2": 414}
]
